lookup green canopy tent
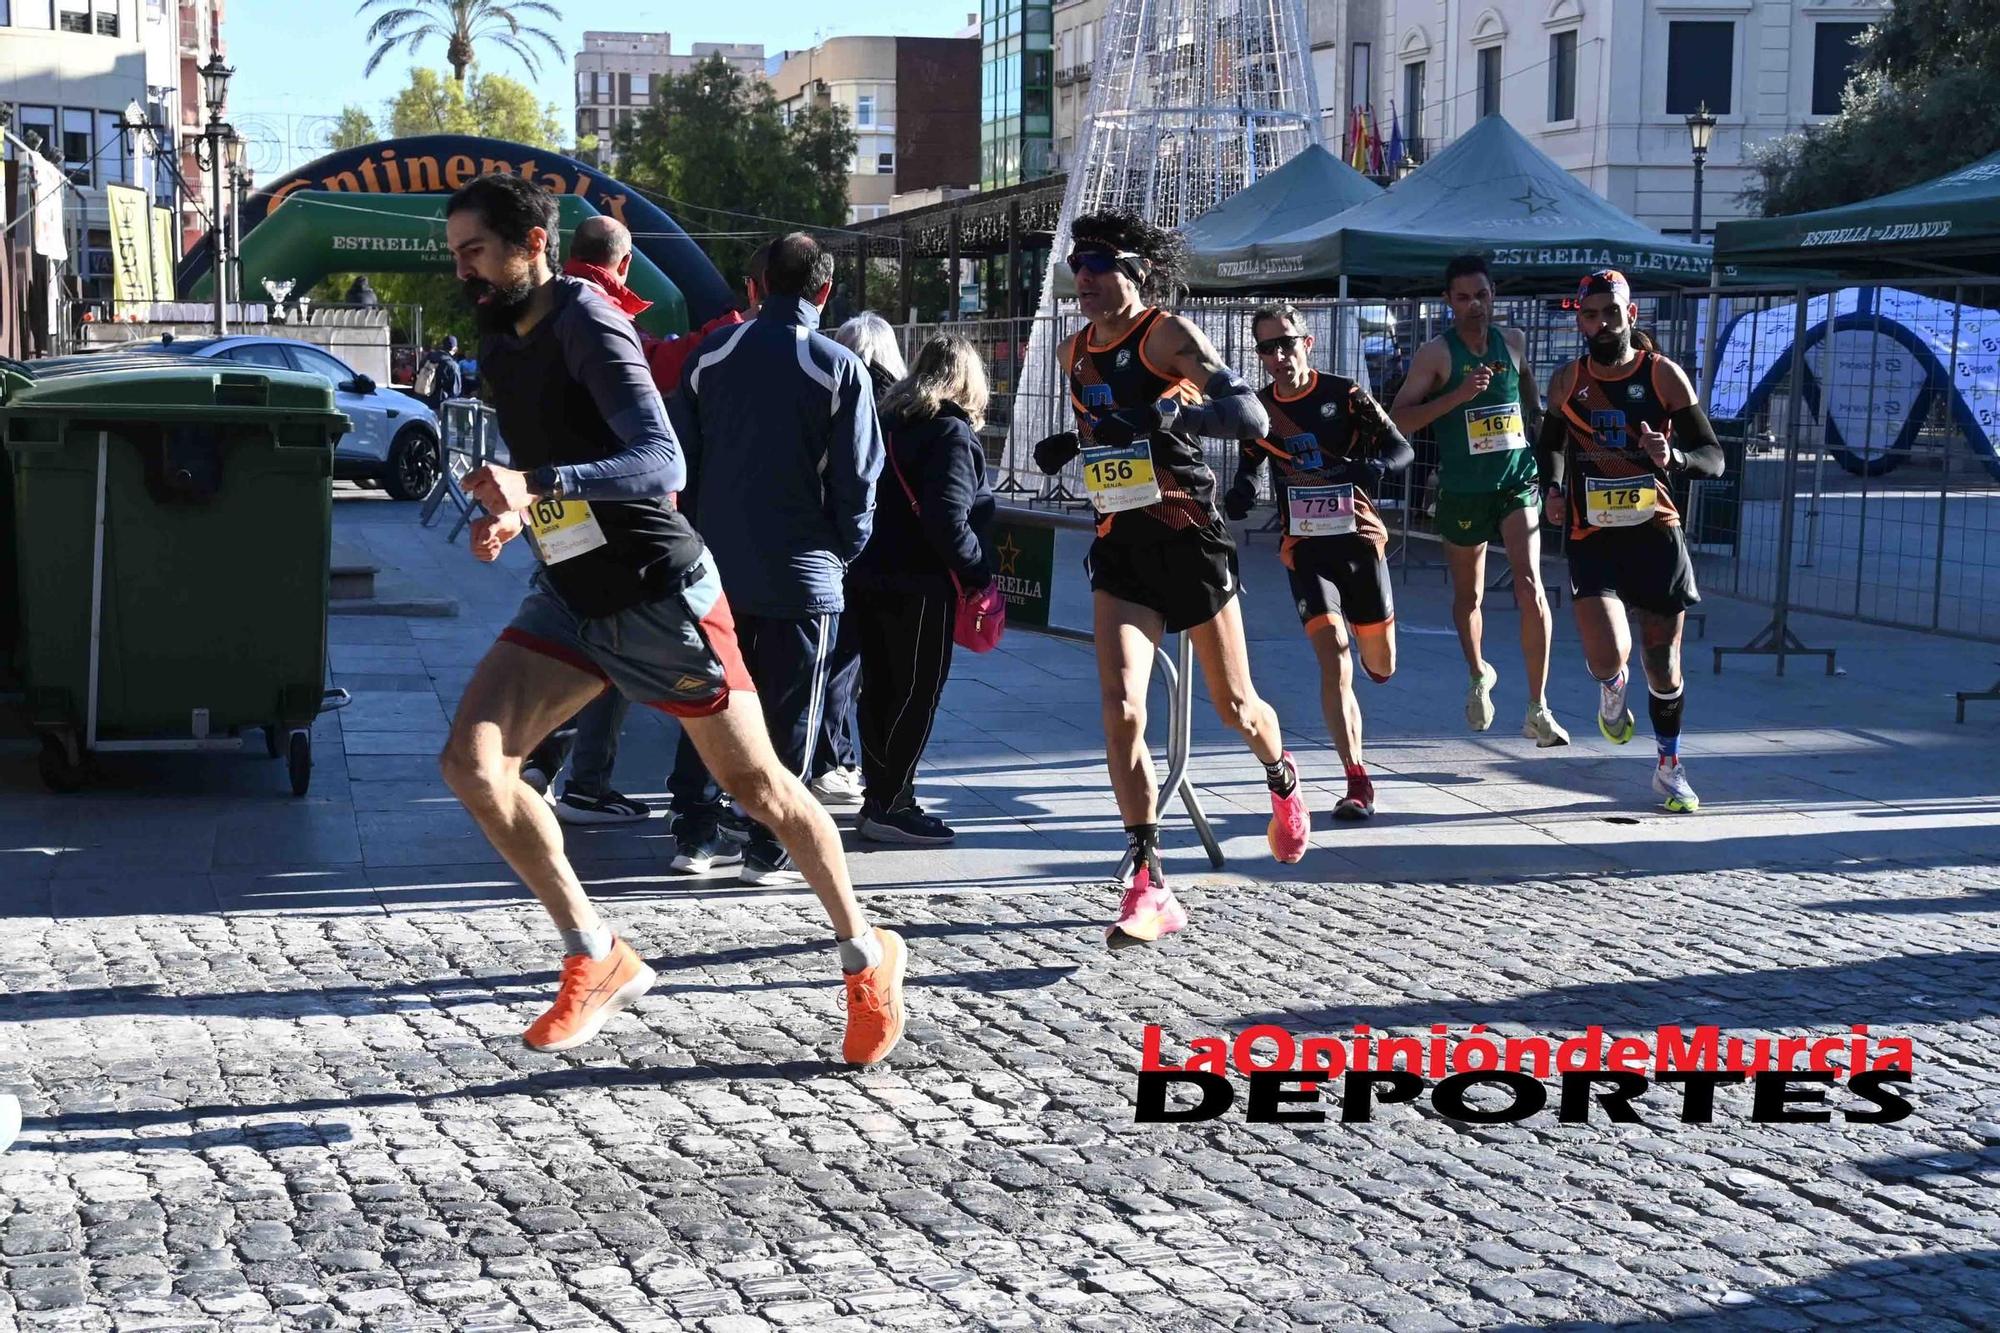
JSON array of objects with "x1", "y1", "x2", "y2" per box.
[
  {"x1": 1181, "y1": 145, "x2": 1382, "y2": 289},
  {"x1": 1713, "y1": 149, "x2": 2000, "y2": 278},
  {"x1": 1187, "y1": 115, "x2": 1716, "y2": 294}
]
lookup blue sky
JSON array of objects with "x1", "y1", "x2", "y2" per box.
[{"x1": 226, "y1": 0, "x2": 975, "y2": 178}]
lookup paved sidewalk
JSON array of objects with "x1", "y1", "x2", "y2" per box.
[{"x1": 2, "y1": 491, "x2": 1997, "y2": 1331}]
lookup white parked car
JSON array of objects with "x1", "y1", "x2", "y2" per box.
[{"x1": 121, "y1": 336, "x2": 443, "y2": 500}]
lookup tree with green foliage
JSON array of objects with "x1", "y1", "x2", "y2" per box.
[
  {"x1": 1745, "y1": 1, "x2": 2000, "y2": 216},
  {"x1": 329, "y1": 106, "x2": 378, "y2": 152},
  {"x1": 357, "y1": 0, "x2": 562, "y2": 88},
  {"x1": 387, "y1": 66, "x2": 562, "y2": 144},
  {"x1": 614, "y1": 55, "x2": 856, "y2": 292},
  {"x1": 313, "y1": 68, "x2": 563, "y2": 343}
]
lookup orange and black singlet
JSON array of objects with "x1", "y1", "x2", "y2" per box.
[
  {"x1": 1248, "y1": 371, "x2": 1391, "y2": 568},
  {"x1": 1556, "y1": 350, "x2": 1684, "y2": 539},
  {"x1": 1064, "y1": 307, "x2": 1215, "y2": 543}
]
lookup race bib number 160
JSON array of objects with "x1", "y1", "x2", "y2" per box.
[{"x1": 526, "y1": 498, "x2": 609, "y2": 563}]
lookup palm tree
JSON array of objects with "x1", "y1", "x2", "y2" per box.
[{"x1": 358, "y1": 0, "x2": 563, "y2": 88}]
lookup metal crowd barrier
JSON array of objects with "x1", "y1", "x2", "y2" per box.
[
  {"x1": 992, "y1": 504, "x2": 1225, "y2": 880},
  {"x1": 419, "y1": 398, "x2": 503, "y2": 542}
]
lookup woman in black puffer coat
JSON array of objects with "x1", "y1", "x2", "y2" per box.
[
  {"x1": 847, "y1": 333, "x2": 997, "y2": 845},
  {"x1": 808, "y1": 315, "x2": 910, "y2": 809}
]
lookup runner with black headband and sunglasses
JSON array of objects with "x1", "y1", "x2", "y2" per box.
[
  {"x1": 1537, "y1": 269, "x2": 1724, "y2": 813},
  {"x1": 1032, "y1": 209, "x2": 1311, "y2": 950}
]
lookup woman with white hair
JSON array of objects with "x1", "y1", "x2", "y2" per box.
[
  {"x1": 846, "y1": 333, "x2": 997, "y2": 844},
  {"x1": 809, "y1": 314, "x2": 912, "y2": 810}
]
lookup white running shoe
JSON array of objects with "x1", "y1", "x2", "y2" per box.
[
  {"x1": 810, "y1": 767, "x2": 865, "y2": 809},
  {"x1": 1598, "y1": 670, "x2": 1635, "y2": 744},
  {"x1": 1653, "y1": 758, "x2": 1700, "y2": 813},
  {"x1": 0, "y1": 1094, "x2": 19, "y2": 1154},
  {"x1": 1466, "y1": 663, "x2": 1498, "y2": 732},
  {"x1": 1523, "y1": 704, "x2": 1570, "y2": 748}
]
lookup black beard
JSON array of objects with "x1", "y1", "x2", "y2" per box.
[
  {"x1": 463, "y1": 275, "x2": 536, "y2": 335},
  {"x1": 1588, "y1": 330, "x2": 1631, "y2": 365}
]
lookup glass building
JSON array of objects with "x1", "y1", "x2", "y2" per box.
[{"x1": 980, "y1": 0, "x2": 1054, "y2": 188}]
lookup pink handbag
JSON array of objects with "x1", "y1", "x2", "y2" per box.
[{"x1": 884, "y1": 435, "x2": 1005, "y2": 653}]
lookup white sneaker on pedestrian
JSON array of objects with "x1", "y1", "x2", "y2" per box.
[
  {"x1": 555, "y1": 788, "x2": 652, "y2": 825},
  {"x1": 1466, "y1": 663, "x2": 1498, "y2": 731},
  {"x1": 809, "y1": 766, "x2": 864, "y2": 809},
  {"x1": 1522, "y1": 703, "x2": 1570, "y2": 748},
  {"x1": 0, "y1": 1094, "x2": 19, "y2": 1154}
]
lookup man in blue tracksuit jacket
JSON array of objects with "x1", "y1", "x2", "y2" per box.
[{"x1": 664, "y1": 233, "x2": 885, "y2": 883}]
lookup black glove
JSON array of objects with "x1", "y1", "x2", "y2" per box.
[
  {"x1": 1090, "y1": 400, "x2": 1172, "y2": 447},
  {"x1": 1033, "y1": 430, "x2": 1080, "y2": 475},
  {"x1": 1222, "y1": 476, "x2": 1257, "y2": 521}
]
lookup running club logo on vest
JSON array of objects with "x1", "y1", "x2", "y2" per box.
[{"x1": 1133, "y1": 1023, "x2": 1916, "y2": 1127}]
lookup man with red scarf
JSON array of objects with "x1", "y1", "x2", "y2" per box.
[{"x1": 525, "y1": 216, "x2": 747, "y2": 825}]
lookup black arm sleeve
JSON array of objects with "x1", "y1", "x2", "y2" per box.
[
  {"x1": 1535, "y1": 410, "x2": 1568, "y2": 489},
  {"x1": 1669, "y1": 404, "x2": 1725, "y2": 478},
  {"x1": 1232, "y1": 439, "x2": 1267, "y2": 489},
  {"x1": 1363, "y1": 417, "x2": 1415, "y2": 475}
]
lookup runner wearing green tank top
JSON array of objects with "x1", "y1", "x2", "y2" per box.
[{"x1": 1391, "y1": 254, "x2": 1567, "y2": 747}]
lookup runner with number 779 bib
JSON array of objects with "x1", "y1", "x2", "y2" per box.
[{"x1": 1223, "y1": 302, "x2": 1413, "y2": 824}]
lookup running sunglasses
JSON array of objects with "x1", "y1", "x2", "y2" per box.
[
  {"x1": 1254, "y1": 334, "x2": 1304, "y2": 355},
  {"x1": 1066, "y1": 249, "x2": 1145, "y2": 276}
]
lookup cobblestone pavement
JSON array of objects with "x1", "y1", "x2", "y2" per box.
[{"x1": 3, "y1": 499, "x2": 1998, "y2": 1331}]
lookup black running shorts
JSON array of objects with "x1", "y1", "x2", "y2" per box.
[
  {"x1": 1567, "y1": 522, "x2": 1701, "y2": 617},
  {"x1": 1286, "y1": 535, "x2": 1394, "y2": 633},
  {"x1": 1086, "y1": 521, "x2": 1240, "y2": 633}
]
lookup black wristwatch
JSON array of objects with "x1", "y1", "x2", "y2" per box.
[{"x1": 529, "y1": 465, "x2": 564, "y2": 500}]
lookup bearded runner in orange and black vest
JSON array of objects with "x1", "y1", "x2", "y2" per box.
[
  {"x1": 1536, "y1": 269, "x2": 1724, "y2": 816},
  {"x1": 1031, "y1": 209, "x2": 1312, "y2": 952},
  {"x1": 1222, "y1": 303, "x2": 1414, "y2": 823}
]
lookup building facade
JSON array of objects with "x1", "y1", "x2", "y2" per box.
[
  {"x1": 2, "y1": 0, "x2": 223, "y2": 299},
  {"x1": 769, "y1": 36, "x2": 981, "y2": 224},
  {"x1": 1020, "y1": 0, "x2": 1889, "y2": 236},
  {"x1": 1369, "y1": 0, "x2": 1887, "y2": 234},
  {"x1": 981, "y1": 0, "x2": 1054, "y2": 188},
  {"x1": 573, "y1": 31, "x2": 766, "y2": 168}
]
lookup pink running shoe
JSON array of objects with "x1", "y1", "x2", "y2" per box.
[
  {"x1": 1106, "y1": 854, "x2": 1188, "y2": 952},
  {"x1": 1266, "y1": 751, "x2": 1311, "y2": 863}
]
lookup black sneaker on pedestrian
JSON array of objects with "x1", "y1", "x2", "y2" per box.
[
  {"x1": 739, "y1": 844, "x2": 804, "y2": 886},
  {"x1": 857, "y1": 805, "x2": 956, "y2": 847},
  {"x1": 670, "y1": 821, "x2": 742, "y2": 875},
  {"x1": 555, "y1": 787, "x2": 652, "y2": 825},
  {"x1": 717, "y1": 809, "x2": 756, "y2": 844}
]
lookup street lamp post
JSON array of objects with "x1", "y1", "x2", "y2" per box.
[
  {"x1": 197, "y1": 53, "x2": 234, "y2": 334},
  {"x1": 1685, "y1": 100, "x2": 1717, "y2": 246},
  {"x1": 226, "y1": 143, "x2": 250, "y2": 310},
  {"x1": 1683, "y1": 101, "x2": 1718, "y2": 367}
]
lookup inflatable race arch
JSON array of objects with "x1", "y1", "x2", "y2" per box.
[
  {"x1": 1709, "y1": 287, "x2": 2000, "y2": 481},
  {"x1": 174, "y1": 135, "x2": 734, "y2": 337}
]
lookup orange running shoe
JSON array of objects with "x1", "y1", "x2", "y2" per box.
[
  {"x1": 1267, "y1": 751, "x2": 1311, "y2": 863},
  {"x1": 522, "y1": 937, "x2": 656, "y2": 1052},
  {"x1": 842, "y1": 927, "x2": 908, "y2": 1066}
]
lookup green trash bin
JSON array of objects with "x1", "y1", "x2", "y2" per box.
[{"x1": 0, "y1": 356, "x2": 350, "y2": 795}]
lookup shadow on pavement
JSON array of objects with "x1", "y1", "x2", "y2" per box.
[
  {"x1": 1225, "y1": 949, "x2": 2000, "y2": 1031},
  {"x1": 1517, "y1": 1246, "x2": 2000, "y2": 1330}
]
